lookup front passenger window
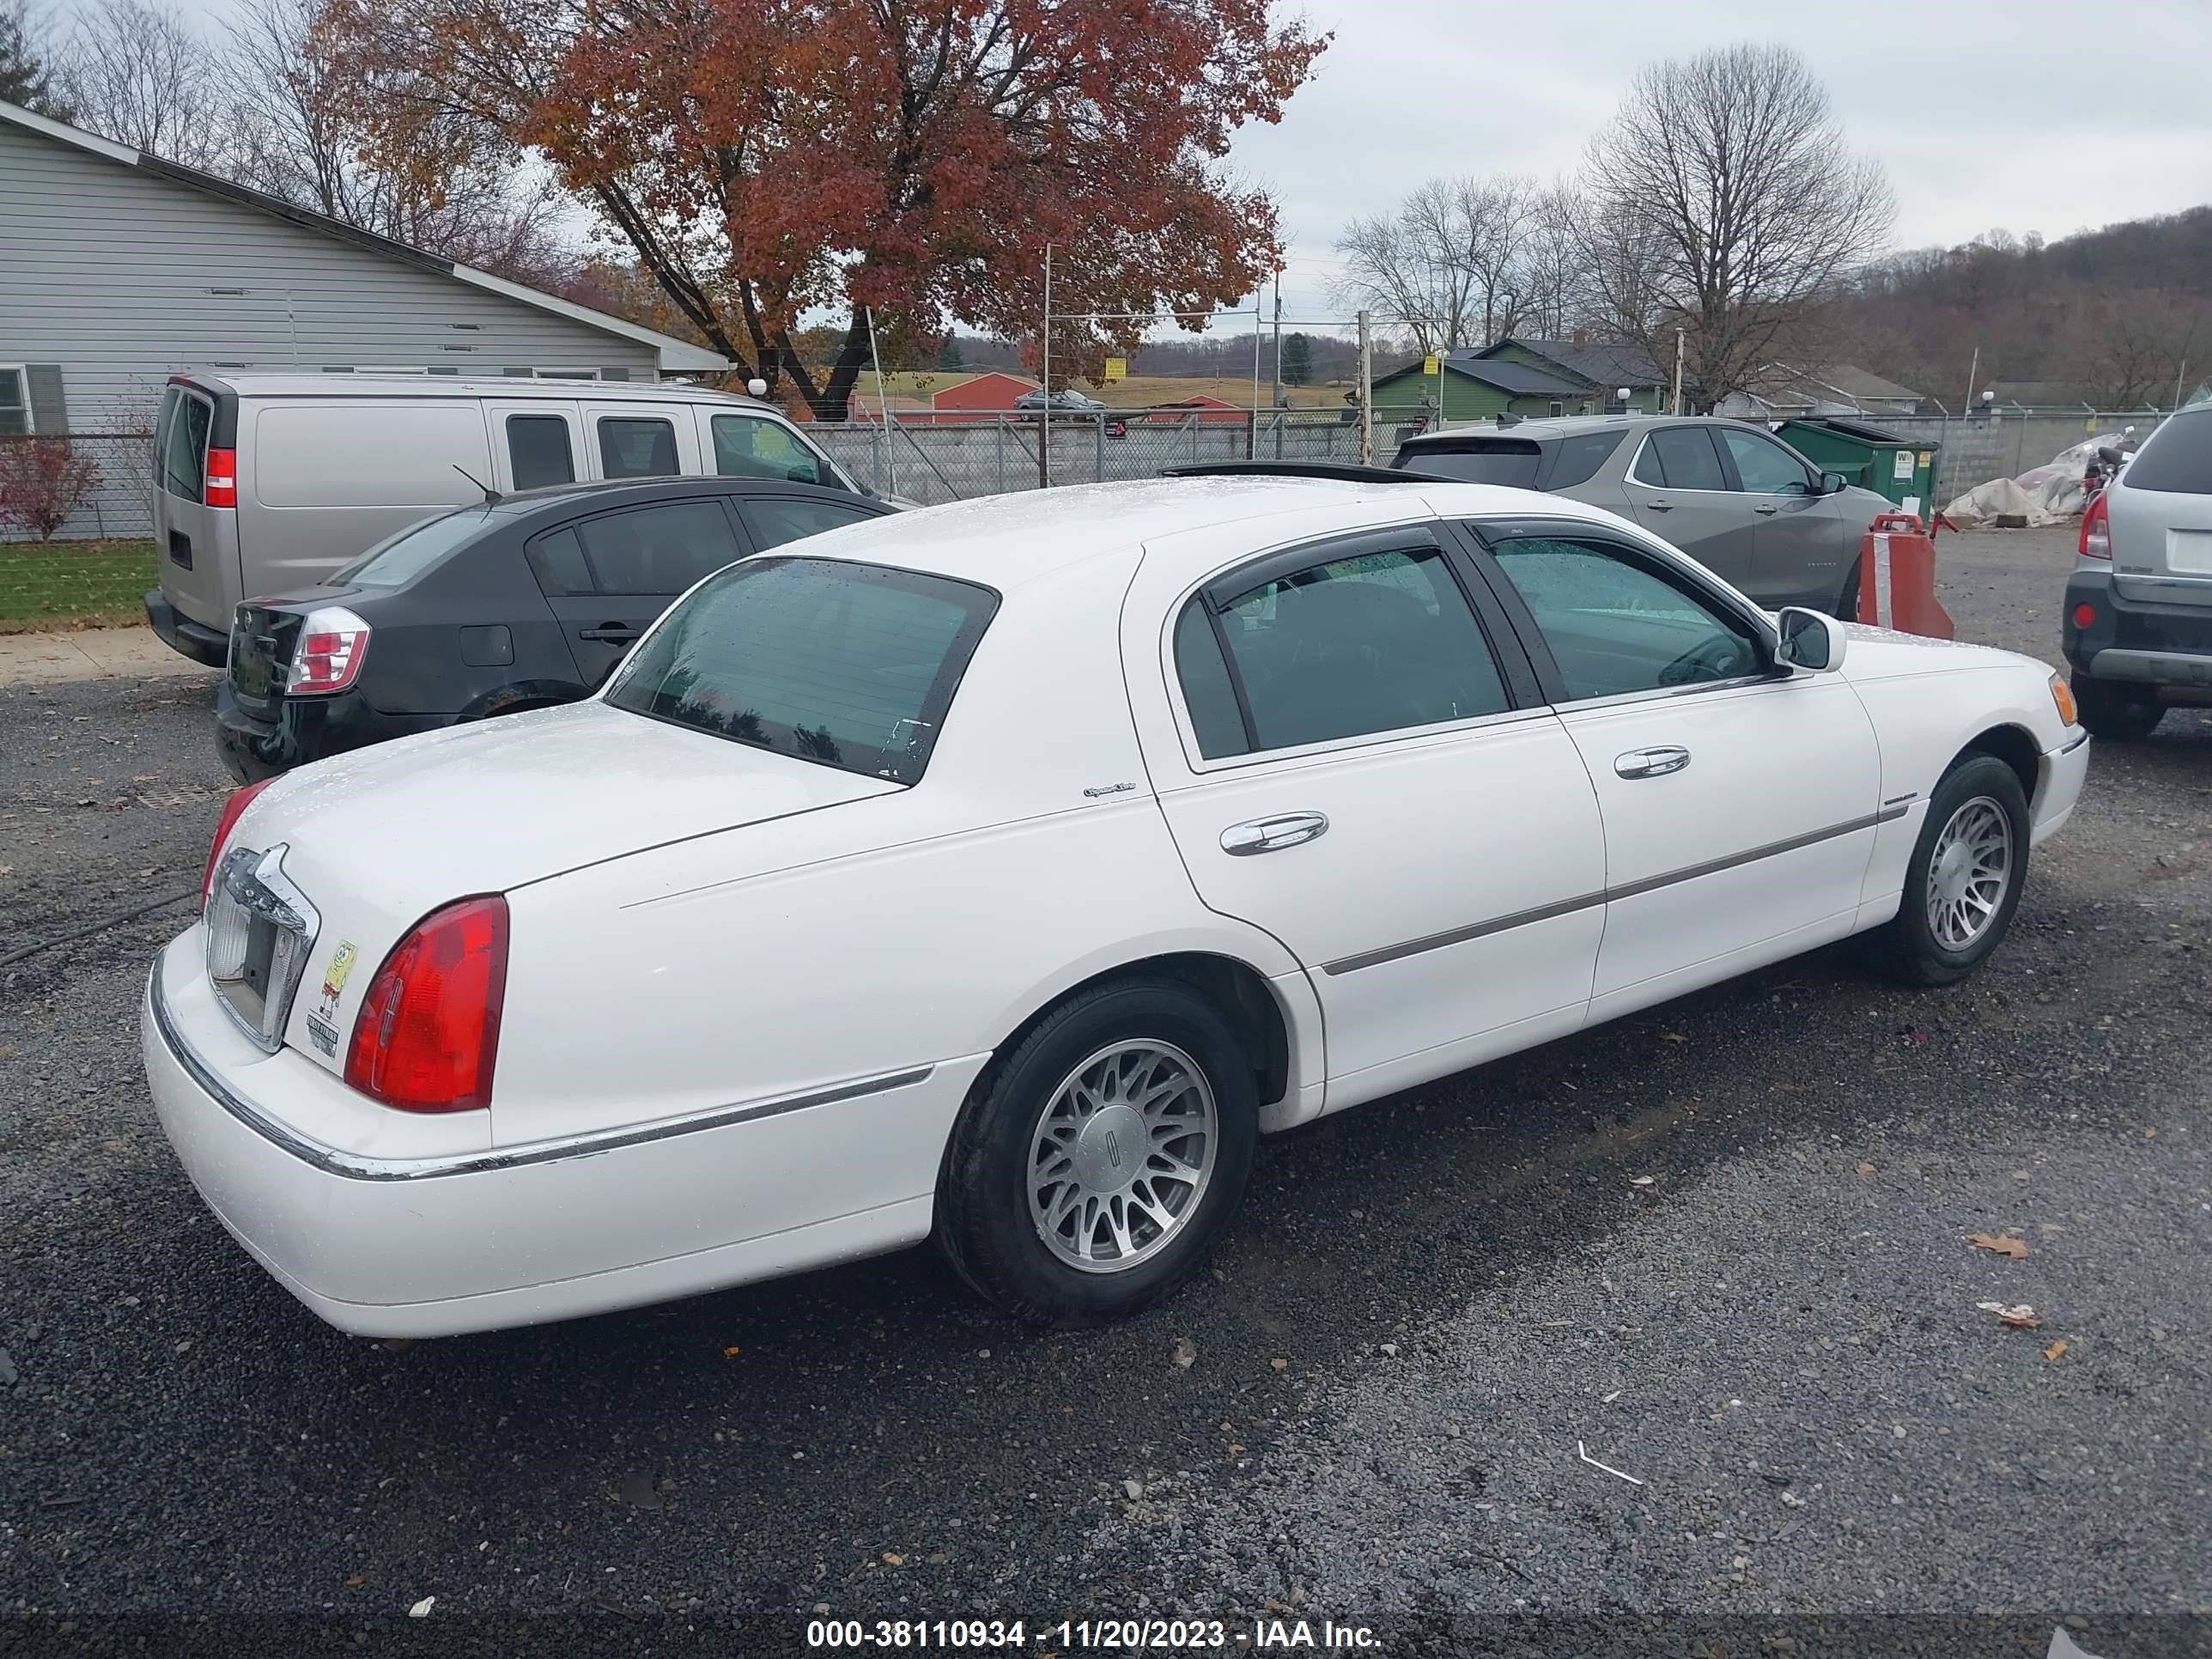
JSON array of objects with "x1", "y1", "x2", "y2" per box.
[
  {"x1": 1489, "y1": 537, "x2": 1760, "y2": 702},
  {"x1": 1718, "y1": 428, "x2": 1813, "y2": 495},
  {"x1": 1185, "y1": 544, "x2": 1509, "y2": 756}
]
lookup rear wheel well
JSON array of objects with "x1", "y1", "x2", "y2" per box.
[
  {"x1": 997, "y1": 954, "x2": 1291, "y2": 1111},
  {"x1": 1960, "y1": 723, "x2": 2039, "y2": 808}
]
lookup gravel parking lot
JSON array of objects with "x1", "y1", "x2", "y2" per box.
[{"x1": 2, "y1": 526, "x2": 2206, "y2": 1653}]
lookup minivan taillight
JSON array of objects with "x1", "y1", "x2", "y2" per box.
[
  {"x1": 205, "y1": 447, "x2": 237, "y2": 509},
  {"x1": 201, "y1": 776, "x2": 274, "y2": 909},
  {"x1": 2080, "y1": 492, "x2": 2112, "y2": 559},
  {"x1": 344, "y1": 896, "x2": 508, "y2": 1113},
  {"x1": 288, "y1": 606, "x2": 371, "y2": 695}
]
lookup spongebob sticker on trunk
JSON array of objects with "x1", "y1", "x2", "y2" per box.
[{"x1": 305, "y1": 939, "x2": 358, "y2": 1058}]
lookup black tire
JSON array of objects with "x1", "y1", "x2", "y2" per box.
[
  {"x1": 1867, "y1": 754, "x2": 2031, "y2": 987},
  {"x1": 1831, "y1": 556, "x2": 1862, "y2": 623},
  {"x1": 935, "y1": 977, "x2": 1258, "y2": 1326},
  {"x1": 2069, "y1": 672, "x2": 2165, "y2": 741}
]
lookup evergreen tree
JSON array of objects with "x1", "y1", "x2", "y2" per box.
[
  {"x1": 0, "y1": 4, "x2": 70, "y2": 118},
  {"x1": 935, "y1": 337, "x2": 966, "y2": 371},
  {"x1": 1279, "y1": 331, "x2": 1313, "y2": 387}
]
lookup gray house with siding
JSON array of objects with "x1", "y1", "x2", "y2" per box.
[{"x1": 0, "y1": 97, "x2": 725, "y2": 538}]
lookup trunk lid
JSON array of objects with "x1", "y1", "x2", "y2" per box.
[
  {"x1": 217, "y1": 701, "x2": 902, "y2": 1073},
  {"x1": 227, "y1": 597, "x2": 314, "y2": 716}
]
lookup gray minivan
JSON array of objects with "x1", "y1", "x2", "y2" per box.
[{"x1": 146, "y1": 374, "x2": 864, "y2": 664}]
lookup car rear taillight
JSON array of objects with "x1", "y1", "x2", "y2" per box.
[
  {"x1": 205, "y1": 447, "x2": 237, "y2": 509},
  {"x1": 201, "y1": 776, "x2": 275, "y2": 910},
  {"x1": 2080, "y1": 492, "x2": 2112, "y2": 559},
  {"x1": 344, "y1": 896, "x2": 508, "y2": 1113},
  {"x1": 288, "y1": 606, "x2": 371, "y2": 695}
]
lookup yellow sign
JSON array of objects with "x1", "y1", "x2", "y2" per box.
[
  {"x1": 1103, "y1": 357, "x2": 1127, "y2": 383},
  {"x1": 1424, "y1": 355, "x2": 1440, "y2": 376}
]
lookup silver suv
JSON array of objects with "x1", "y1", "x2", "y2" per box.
[
  {"x1": 1393, "y1": 415, "x2": 1894, "y2": 614},
  {"x1": 2062, "y1": 406, "x2": 2212, "y2": 738}
]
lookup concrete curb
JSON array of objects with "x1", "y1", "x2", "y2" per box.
[{"x1": 0, "y1": 627, "x2": 219, "y2": 690}]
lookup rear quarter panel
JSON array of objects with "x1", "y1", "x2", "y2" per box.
[{"x1": 491, "y1": 545, "x2": 1316, "y2": 1151}]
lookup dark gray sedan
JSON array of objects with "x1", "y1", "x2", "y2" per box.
[{"x1": 1393, "y1": 415, "x2": 1893, "y2": 615}]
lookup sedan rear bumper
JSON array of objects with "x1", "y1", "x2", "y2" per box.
[
  {"x1": 141, "y1": 934, "x2": 972, "y2": 1337},
  {"x1": 215, "y1": 682, "x2": 445, "y2": 783}
]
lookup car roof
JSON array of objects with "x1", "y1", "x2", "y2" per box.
[
  {"x1": 1397, "y1": 414, "x2": 1692, "y2": 444},
  {"x1": 175, "y1": 373, "x2": 780, "y2": 410},
  {"x1": 775, "y1": 475, "x2": 1607, "y2": 590},
  {"x1": 471, "y1": 475, "x2": 880, "y2": 523}
]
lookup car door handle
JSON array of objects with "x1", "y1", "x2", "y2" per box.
[
  {"x1": 1644, "y1": 499, "x2": 1673, "y2": 511},
  {"x1": 580, "y1": 623, "x2": 643, "y2": 643},
  {"x1": 1614, "y1": 746, "x2": 1691, "y2": 779},
  {"x1": 1220, "y1": 811, "x2": 1330, "y2": 856},
  {"x1": 1754, "y1": 502, "x2": 1780, "y2": 515}
]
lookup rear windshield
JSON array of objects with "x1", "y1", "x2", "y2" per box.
[
  {"x1": 605, "y1": 556, "x2": 998, "y2": 783},
  {"x1": 1394, "y1": 439, "x2": 1541, "y2": 487},
  {"x1": 2121, "y1": 410, "x2": 2212, "y2": 494},
  {"x1": 333, "y1": 506, "x2": 501, "y2": 587}
]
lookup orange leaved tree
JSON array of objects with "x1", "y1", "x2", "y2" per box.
[{"x1": 316, "y1": 0, "x2": 1326, "y2": 417}]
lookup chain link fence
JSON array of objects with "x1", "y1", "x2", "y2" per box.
[{"x1": 3, "y1": 407, "x2": 2182, "y2": 553}]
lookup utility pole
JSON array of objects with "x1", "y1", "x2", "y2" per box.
[
  {"x1": 865, "y1": 305, "x2": 896, "y2": 499},
  {"x1": 1357, "y1": 310, "x2": 1374, "y2": 465},
  {"x1": 1961, "y1": 344, "x2": 1980, "y2": 423},
  {"x1": 1039, "y1": 244, "x2": 1053, "y2": 489},
  {"x1": 1672, "y1": 328, "x2": 1685, "y2": 416},
  {"x1": 1270, "y1": 273, "x2": 1284, "y2": 459}
]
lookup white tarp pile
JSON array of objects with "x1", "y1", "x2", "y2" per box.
[{"x1": 1943, "y1": 433, "x2": 2130, "y2": 526}]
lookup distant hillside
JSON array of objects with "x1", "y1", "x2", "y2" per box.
[{"x1": 1844, "y1": 208, "x2": 2212, "y2": 408}]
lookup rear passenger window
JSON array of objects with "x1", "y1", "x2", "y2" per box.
[
  {"x1": 574, "y1": 501, "x2": 743, "y2": 594},
  {"x1": 1544, "y1": 428, "x2": 1627, "y2": 489},
  {"x1": 598, "y1": 417, "x2": 678, "y2": 479},
  {"x1": 738, "y1": 496, "x2": 875, "y2": 550},
  {"x1": 1637, "y1": 427, "x2": 1728, "y2": 491},
  {"x1": 526, "y1": 527, "x2": 593, "y2": 596},
  {"x1": 1190, "y1": 544, "x2": 1509, "y2": 755},
  {"x1": 1173, "y1": 601, "x2": 1249, "y2": 760},
  {"x1": 507, "y1": 416, "x2": 575, "y2": 491}
]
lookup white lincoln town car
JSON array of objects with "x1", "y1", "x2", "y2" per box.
[{"x1": 143, "y1": 472, "x2": 2091, "y2": 1336}]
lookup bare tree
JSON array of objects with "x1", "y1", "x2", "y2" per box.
[
  {"x1": 1577, "y1": 43, "x2": 1893, "y2": 410},
  {"x1": 225, "y1": 0, "x2": 570, "y2": 278},
  {"x1": 1333, "y1": 173, "x2": 1599, "y2": 355},
  {"x1": 56, "y1": 0, "x2": 228, "y2": 167},
  {"x1": 1332, "y1": 185, "x2": 1479, "y2": 356}
]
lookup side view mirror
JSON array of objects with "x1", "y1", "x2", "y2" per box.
[
  {"x1": 1776, "y1": 605, "x2": 1847, "y2": 673},
  {"x1": 1820, "y1": 470, "x2": 1850, "y2": 495}
]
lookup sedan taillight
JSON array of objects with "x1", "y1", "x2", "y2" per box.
[
  {"x1": 2080, "y1": 492, "x2": 2112, "y2": 559},
  {"x1": 201, "y1": 776, "x2": 274, "y2": 909},
  {"x1": 344, "y1": 896, "x2": 508, "y2": 1113},
  {"x1": 288, "y1": 606, "x2": 371, "y2": 695}
]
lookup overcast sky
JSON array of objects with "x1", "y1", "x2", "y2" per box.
[
  {"x1": 137, "y1": 0, "x2": 2212, "y2": 336},
  {"x1": 1238, "y1": 0, "x2": 2212, "y2": 331}
]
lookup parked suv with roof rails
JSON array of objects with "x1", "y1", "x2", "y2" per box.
[
  {"x1": 1392, "y1": 414, "x2": 1894, "y2": 614},
  {"x1": 2063, "y1": 406, "x2": 2212, "y2": 738}
]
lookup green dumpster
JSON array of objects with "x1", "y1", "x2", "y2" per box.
[{"x1": 1774, "y1": 418, "x2": 1938, "y2": 515}]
